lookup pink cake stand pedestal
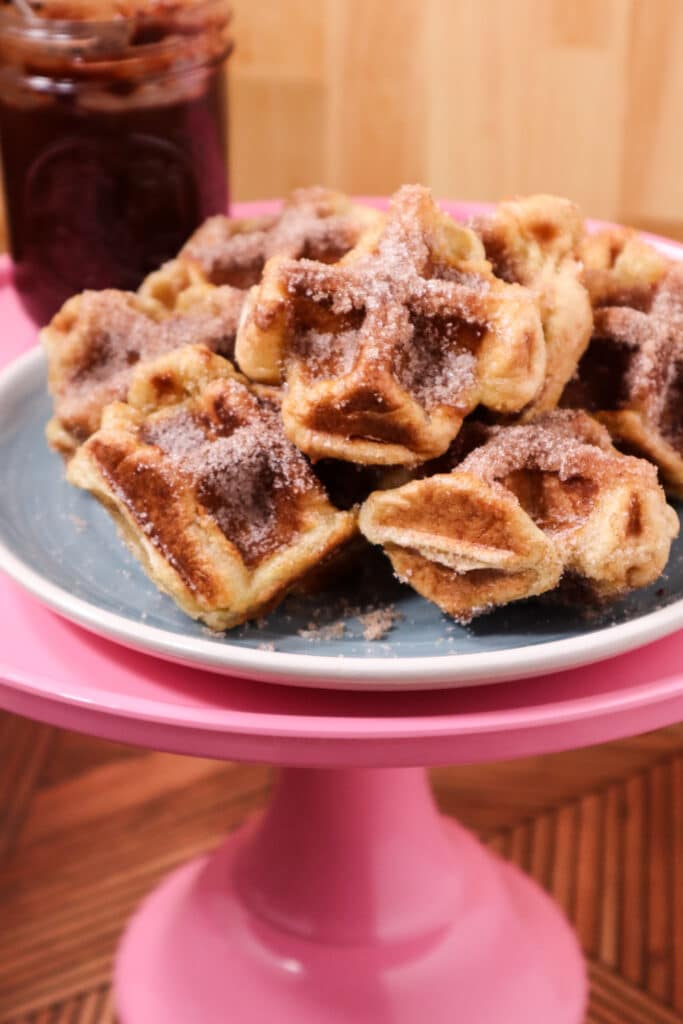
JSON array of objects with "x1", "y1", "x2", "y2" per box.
[
  {"x1": 2, "y1": 581, "x2": 683, "y2": 1023},
  {"x1": 116, "y1": 768, "x2": 580, "y2": 1024}
]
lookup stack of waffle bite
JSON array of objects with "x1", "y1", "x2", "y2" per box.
[{"x1": 44, "y1": 185, "x2": 681, "y2": 629}]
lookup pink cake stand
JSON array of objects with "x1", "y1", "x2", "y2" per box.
[
  {"x1": 3, "y1": 583, "x2": 683, "y2": 1024},
  {"x1": 1, "y1": 227, "x2": 683, "y2": 1024}
]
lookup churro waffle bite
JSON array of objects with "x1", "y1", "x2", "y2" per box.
[
  {"x1": 236, "y1": 184, "x2": 546, "y2": 466},
  {"x1": 67, "y1": 345, "x2": 357, "y2": 630},
  {"x1": 473, "y1": 195, "x2": 593, "y2": 416},
  {"x1": 136, "y1": 256, "x2": 222, "y2": 318},
  {"x1": 579, "y1": 226, "x2": 669, "y2": 310},
  {"x1": 44, "y1": 186, "x2": 380, "y2": 460},
  {"x1": 43, "y1": 282, "x2": 244, "y2": 458},
  {"x1": 359, "y1": 411, "x2": 678, "y2": 622},
  {"x1": 178, "y1": 186, "x2": 384, "y2": 290},
  {"x1": 562, "y1": 264, "x2": 683, "y2": 498}
]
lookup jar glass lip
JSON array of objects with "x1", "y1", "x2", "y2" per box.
[
  {"x1": 0, "y1": 1, "x2": 233, "y2": 76},
  {"x1": 0, "y1": 1, "x2": 232, "y2": 50}
]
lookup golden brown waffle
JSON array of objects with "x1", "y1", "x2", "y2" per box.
[
  {"x1": 136, "y1": 257, "x2": 222, "y2": 318},
  {"x1": 43, "y1": 283, "x2": 244, "y2": 457},
  {"x1": 179, "y1": 187, "x2": 384, "y2": 290},
  {"x1": 562, "y1": 265, "x2": 683, "y2": 498},
  {"x1": 580, "y1": 226, "x2": 669, "y2": 310},
  {"x1": 45, "y1": 187, "x2": 381, "y2": 459},
  {"x1": 473, "y1": 195, "x2": 593, "y2": 416},
  {"x1": 67, "y1": 345, "x2": 357, "y2": 630},
  {"x1": 236, "y1": 184, "x2": 546, "y2": 466},
  {"x1": 359, "y1": 411, "x2": 678, "y2": 622}
]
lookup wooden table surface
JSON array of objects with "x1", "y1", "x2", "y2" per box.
[{"x1": 2, "y1": 709, "x2": 683, "y2": 1023}]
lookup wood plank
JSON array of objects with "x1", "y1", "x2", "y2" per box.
[
  {"x1": 324, "y1": 0, "x2": 429, "y2": 193},
  {"x1": 0, "y1": 716, "x2": 54, "y2": 863},
  {"x1": 16, "y1": 749, "x2": 226, "y2": 848},
  {"x1": 621, "y1": 772, "x2": 646, "y2": 987},
  {"x1": 551, "y1": 801, "x2": 577, "y2": 918},
  {"x1": 231, "y1": 0, "x2": 324, "y2": 79},
  {"x1": 485, "y1": 831, "x2": 506, "y2": 857},
  {"x1": 672, "y1": 756, "x2": 683, "y2": 1011},
  {"x1": 424, "y1": 0, "x2": 630, "y2": 218},
  {"x1": 529, "y1": 811, "x2": 554, "y2": 891},
  {"x1": 231, "y1": 75, "x2": 326, "y2": 202},
  {"x1": 619, "y1": 0, "x2": 683, "y2": 224},
  {"x1": 508, "y1": 821, "x2": 531, "y2": 873},
  {"x1": 36, "y1": 729, "x2": 140, "y2": 789},
  {"x1": 646, "y1": 761, "x2": 672, "y2": 1003},
  {"x1": 430, "y1": 726, "x2": 683, "y2": 835},
  {"x1": 575, "y1": 792, "x2": 602, "y2": 957},
  {"x1": 598, "y1": 784, "x2": 620, "y2": 970},
  {"x1": 0, "y1": 759, "x2": 270, "y2": 1020},
  {"x1": 589, "y1": 961, "x2": 683, "y2": 1024}
]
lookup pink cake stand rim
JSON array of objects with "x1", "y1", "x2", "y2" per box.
[{"x1": 1, "y1": 630, "x2": 682, "y2": 742}]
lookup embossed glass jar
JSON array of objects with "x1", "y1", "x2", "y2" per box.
[{"x1": 0, "y1": 1, "x2": 232, "y2": 323}]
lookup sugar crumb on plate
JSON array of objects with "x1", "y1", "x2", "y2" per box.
[
  {"x1": 358, "y1": 605, "x2": 404, "y2": 641},
  {"x1": 298, "y1": 620, "x2": 346, "y2": 641}
]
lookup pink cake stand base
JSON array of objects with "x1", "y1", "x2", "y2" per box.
[{"x1": 115, "y1": 767, "x2": 585, "y2": 1024}]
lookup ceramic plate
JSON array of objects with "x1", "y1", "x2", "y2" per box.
[{"x1": 0, "y1": 347, "x2": 681, "y2": 690}]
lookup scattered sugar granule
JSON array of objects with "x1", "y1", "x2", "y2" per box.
[
  {"x1": 358, "y1": 605, "x2": 404, "y2": 641},
  {"x1": 298, "y1": 620, "x2": 346, "y2": 641}
]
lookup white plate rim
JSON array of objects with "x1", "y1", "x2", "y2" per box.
[{"x1": 0, "y1": 345, "x2": 682, "y2": 690}]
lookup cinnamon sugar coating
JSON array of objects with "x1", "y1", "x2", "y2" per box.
[
  {"x1": 180, "y1": 187, "x2": 384, "y2": 290},
  {"x1": 43, "y1": 280, "x2": 243, "y2": 457},
  {"x1": 359, "y1": 411, "x2": 678, "y2": 622},
  {"x1": 67, "y1": 345, "x2": 356, "y2": 629},
  {"x1": 45, "y1": 187, "x2": 682, "y2": 633},
  {"x1": 236, "y1": 184, "x2": 546, "y2": 465},
  {"x1": 44, "y1": 187, "x2": 381, "y2": 458},
  {"x1": 473, "y1": 194, "x2": 593, "y2": 416},
  {"x1": 563, "y1": 263, "x2": 683, "y2": 497}
]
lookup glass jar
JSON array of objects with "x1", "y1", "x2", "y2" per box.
[{"x1": 0, "y1": 0, "x2": 232, "y2": 323}]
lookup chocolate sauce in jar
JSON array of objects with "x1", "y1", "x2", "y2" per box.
[{"x1": 0, "y1": 1, "x2": 232, "y2": 324}]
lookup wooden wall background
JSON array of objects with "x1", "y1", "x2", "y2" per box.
[
  {"x1": 229, "y1": 0, "x2": 683, "y2": 233},
  {"x1": 0, "y1": 1, "x2": 681, "y2": 238}
]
